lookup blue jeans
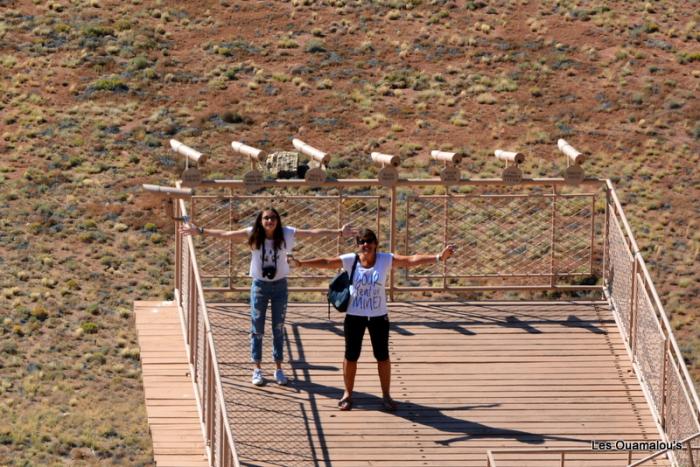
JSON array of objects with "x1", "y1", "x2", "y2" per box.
[{"x1": 250, "y1": 278, "x2": 288, "y2": 363}]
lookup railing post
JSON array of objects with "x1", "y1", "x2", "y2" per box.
[
  {"x1": 602, "y1": 187, "x2": 610, "y2": 297},
  {"x1": 687, "y1": 441, "x2": 695, "y2": 467},
  {"x1": 661, "y1": 337, "x2": 669, "y2": 430},
  {"x1": 228, "y1": 190, "x2": 234, "y2": 291},
  {"x1": 337, "y1": 193, "x2": 343, "y2": 256},
  {"x1": 589, "y1": 194, "x2": 596, "y2": 275},
  {"x1": 189, "y1": 266, "x2": 197, "y2": 364},
  {"x1": 550, "y1": 186, "x2": 557, "y2": 287},
  {"x1": 389, "y1": 186, "x2": 396, "y2": 301},
  {"x1": 443, "y1": 191, "x2": 449, "y2": 291},
  {"x1": 629, "y1": 258, "x2": 639, "y2": 352},
  {"x1": 560, "y1": 451, "x2": 565, "y2": 467},
  {"x1": 175, "y1": 200, "x2": 182, "y2": 305}
]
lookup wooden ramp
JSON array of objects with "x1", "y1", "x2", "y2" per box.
[
  {"x1": 206, "y1": 300, "x2": 671, "y2": 467},
  {"x1": 134, "y1": 301, "x2": 208, "y2": 467}
]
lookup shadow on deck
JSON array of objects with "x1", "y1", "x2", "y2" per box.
[{"x1": 207, "y1": 300, "x2": 669, "y2": 467}]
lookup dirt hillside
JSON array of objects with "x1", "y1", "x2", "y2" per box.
[{"x1": 0, "y1": 0, "x2": 698, "y2": 463}]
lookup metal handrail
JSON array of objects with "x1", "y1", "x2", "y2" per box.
[
  {"x1": 604, "y1": 180, "x2": 700, "y2": 467},
  {"x1": 606, "y1": 180, "x2": 700, "y2": 420},
  {"x1": 192, "y1": 179, "x2": 606, "y2": 294},
  {"x1": 486, "y1": 447, "x2": 636, "y2": 467},
  {"x1": 177, "y1": 194, "x2": 239, "y2": 467},
  {"x1": 628, "y1": 431, "x2": 700, "y2": 466}
]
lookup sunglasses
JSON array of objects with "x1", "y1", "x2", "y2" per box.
[
  {"x1": 356, "y1": 239, "x2": 375, "y2": 245},
  {"x1": 262, "y1": 216, "x2": 278, "y2": 221}
]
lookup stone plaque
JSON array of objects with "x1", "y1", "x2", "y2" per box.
[
  {"x1": 243, "y1": 170, "x2": 264, "y2": 191},
  {"x1": 440, "y1": 166, "x2": 461, "y2": 185},
  {"x1": 304, "y1": 167, "x2": 326, "y2": 186},
  {"x1": 502, "y1": 165, "x2": 522, "y2": 184},
  {"x1": 563, "y1": 165, "x2": 585, "y2": 185},
  {"x1": 181, "y1": 167, "x2": 202, "y2": 187},
  {"x1": 378, "y1": 165, "x2": 399, "y2": 187}
]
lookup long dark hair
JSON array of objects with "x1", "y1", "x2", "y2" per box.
[{"x1": 248, "y1": 207, "x2": 286, "y2": 250}]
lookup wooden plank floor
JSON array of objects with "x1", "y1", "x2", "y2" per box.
[
  {"x1": 207, "y1": 300, "x2": 671, "y2": 467},
  {"x1": 134, "y1": 301, "x2": 209, "y2": 467}
]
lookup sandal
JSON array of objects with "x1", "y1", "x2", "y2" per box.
[
  {"x1": 382, "y1": 396, "x2": 398, "y2": 412},
  {"x1": 338, "y1": 397, "x2": 353, "y2": 411}
]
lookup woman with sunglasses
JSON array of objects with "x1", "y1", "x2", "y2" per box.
[
  {"x1": 181, "y1": 208, "x2": 356, "y2": 387},
  {"x1": 289, "y1": 228, "x2": 456, "y2": 411}
]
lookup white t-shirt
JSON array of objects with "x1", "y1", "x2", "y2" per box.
[
  {"x1": 340, "y1": 252, "x2": 393, "y2": 318},
  {"x1": 246, "y1": 226, "x2": 296, "y2": 281}
]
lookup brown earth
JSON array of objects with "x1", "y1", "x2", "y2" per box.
[{"x1": 0, "y1": 0, "x2": 698, "y2": 464}]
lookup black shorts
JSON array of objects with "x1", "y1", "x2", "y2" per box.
[{"x1": 344, "y1": 314, "x2": 390, "y2": 362}]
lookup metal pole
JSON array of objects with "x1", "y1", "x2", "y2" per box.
[
  {"x1": 175, "y1": 200, "x2": 182, "y2": 306},
  {"x1": 630, "y1": 260, "x2": 639, "y2": 352},
  {"x1": 337, "y1": 192, "x2": 343, "y2": 256},
  {"x1": 189, "y1": 265, "x2": 196, "y2": 364},
  {"x1": 443, "y1": 192, "x2": 449, "y2": 290},
  {"x1": 550, "y1": 186, "x2": 557, "y2": 287},
  {"x1": 661, "y1": 337, "x2": 669, "y2": 430},
  {"x1": 560, "y1": 451, "x2": 565, "y2": 467},
  {"x1": 687, "y1": 441, "x2": 695, "y2": 467},
  {"x1": 589, "y1": 194, "x2": 596, "y2": 275},
  {"x1": 228, "y1": 189, "x2": 234, "y2": 290},
  {"x1": 389, "y1": 186, "x2": 396, "y2": 301},
  {"x1": 602, "y1": 188, "x2": 610, "y2": 299}
]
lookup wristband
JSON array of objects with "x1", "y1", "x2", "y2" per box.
[
  {"x1": 435, "y1": 254, "x2": 441, "y2": 264},
  {"x1": 198, "y1": 226, "x2": 205, "y2": 235}
]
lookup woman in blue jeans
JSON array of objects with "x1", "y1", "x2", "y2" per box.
[{"x1": 182, "y1": 208, "x2": 355, "y2": 386}]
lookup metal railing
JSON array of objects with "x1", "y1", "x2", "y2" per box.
[
  {"x1": 186, "y1": 178, "x2": 605, "y2": 297},
  {"x1": 485, "y1": 433, "x2": 700, "y2": 466},
  {"x1": 604, "y1": 180, "x2": 700, "y2": 467},
  {"x1": 487, "y1": 447, "x2": 639, "y2": 466},
  {"x1": 170, "y1": 175, "x2": 699, "y2": 467},
  {"x1": 629, "y1": 432, "x2": 700, "y2": 466},
  {"x1": 174, "y1": 194, "x2": 239, "y2": 467}
]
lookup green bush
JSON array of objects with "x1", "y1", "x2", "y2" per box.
[
  {"x1": 81, "y1": 322, "x2": 99, "y2": 334},
  {"x1": 31, "y1": 306, "x2": 48, "y2": 321},
  {"x1": 91, "y1": 76, "x2": 128, "y2": 92},
  {"x1": 304, "y1": 39, "x2": 326, "y2": 53}
]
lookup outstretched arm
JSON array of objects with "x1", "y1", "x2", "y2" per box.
[
  {"x1": 392, "y1": 244, "x2": 456, "y2": 269},
  {"x1": 180, "y1": 222, "x2": 249, "y2": 241},
  {"x1": 288, "y1": 255, "x2": 343, "y2": 270},
  {"x1": 294, "y1": 223, "x2": 357, "y2": 239}
]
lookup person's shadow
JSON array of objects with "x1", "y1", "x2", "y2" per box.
[{"x1": 292, "y1": 379, "x2": 588, "y2": 447}]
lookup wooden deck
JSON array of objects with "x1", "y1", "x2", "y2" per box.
[
  {"x1": 134, "y1": 301, "x2": 209, "y2": 467},
  {"x1": 205, "y1": 300, "x2": 670, "y2": 467}
]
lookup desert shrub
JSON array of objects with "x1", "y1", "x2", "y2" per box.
[
  {"x1": 91, "y1": 77, "x2": 128, "y2": 92},
  {"x1": 81, "y1": 322, "x2": 98, "y2": 334},
  {"x1": 81, "y1": 25, "x2": 114, "y2": 38},
  {"x1": 128, "y1": 56, "x2": 150, "y2": 71},
  {"x1": 304, "y1": 39, "x2": 326, "y2": 53},
  {"x1": 31, "y1": 306, "x2": 48, "y2": 321}
]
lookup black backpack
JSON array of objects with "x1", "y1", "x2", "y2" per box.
[{"x1": 327, "y1": 254, "x2": 359, "y2": 318}]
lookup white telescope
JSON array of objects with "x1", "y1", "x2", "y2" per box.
[
  {"x1": 231, "y1": 141, "x2": 266, "y2": 162},
  {"x1": 170, "y1": 139, "x2": 206, "y2": 164},
  {"x1": 430, "y1": 150, "x2": 462, "y2": 165},
  {"x1": 494, "y1": 150, "x2": 525, "y2": 164},
  {"x1": 370, "y1": 152, "x2": 400, "y2": 167},
  {"x1": 292, "y1": 138, "x2": 331, "y2": 166},
  {"x1": 557, "y1": 139, "x2": 589, "y2": 165}
]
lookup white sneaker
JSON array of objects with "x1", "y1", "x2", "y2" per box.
[
  {"x1": 274, "y1": 368, "x2": 288, "y2": 386},
  {"x1": 251, "y1": 368, "x2": 264, "y2": 386}
]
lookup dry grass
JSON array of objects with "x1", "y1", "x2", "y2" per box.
[{"x1": 0, "y1": 0, "x2": 699, "y2": 463}]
